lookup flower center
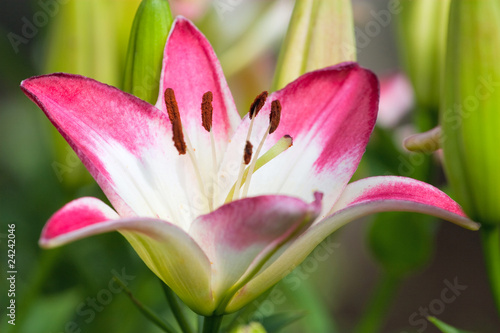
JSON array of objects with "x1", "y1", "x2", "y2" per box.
[{"x1": 164, "y1": 88, "x2": 293, "y2": 212}]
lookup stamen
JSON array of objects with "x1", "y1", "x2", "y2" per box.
[
  {"x1": 241, "y1": 99, "x2": 282, "y2": 197},
  {"x1": 244, "y1": 141, "x2": 253, "y2": 164},
  {"x1": 201, "y1": 91, "x2": 218, "y2": 207},
  {"x1": 201, "y1": 91, "x2": 213, "y2": 132},
  {"x1": 269, "y1": 100, "x2": 282, "y2": 134},
  {"x1": 249, "y1": 91, "x2": 268, "y2": 119},
  {"x1": 227, "y1": 92, "x2": 271, "y2": 202},
  {"x1": 164, "y1": 88, "x2": 186, "y2": 155},
  {"x1": 165, "y1": 88, "x2": 212, "y2": 211},
  {"x1": 225, "y1": 135, "x2": 293, "y2": 203}
]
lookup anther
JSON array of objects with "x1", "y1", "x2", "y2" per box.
[
  {"x1": 201, "y1": 91, "x2": 213, "y2": 132},
  {"x1": 249, "y1": 91, "x2": 268, "y2": 119},
  {"x1": 269, "y1": 100, "x2": 281, "y2": 134},
  {"x1": 244, "y1": 141, "x2": 253, "y2": 165},
  {"x1": 164, "y1": 88, "x2": 186, "y2": 155}
]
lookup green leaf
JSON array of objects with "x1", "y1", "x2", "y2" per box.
[
  {"x1": 428, "y1": 316, "x2": 475, "y2": 333},
  {"x1": 260, "y1": 312, "x2": 306, "y2": 333}
]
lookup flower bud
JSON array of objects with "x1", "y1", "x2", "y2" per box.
[
  {"x1": 441, "y1": 0, "x2": 500, "y2": 225},
  {"x1": 44, "y1": 0, "x2": 141, "y2": 187},
  {"x1": 272, "y1": 0, "x2": 355, "y2": 91},
  {"x1": 123, "y1": 0, "x2": 174, "y2": 104},
  {"x1": 398, "y1": 0, "x2": 450, "y2": 109},
  {"x1": 44, "y1": 0, "x2": 141, "y2": 87}
]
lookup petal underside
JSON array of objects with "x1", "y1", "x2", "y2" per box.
[
  {"x1": 39, "y1": 197, "x2": 214, "y2": 315},
  {"x1": 189, "y1": 194, "x2": 321, "y2": 308},
  {"x1": 225, "y1": 176, "x2": 477, "y2": 311}
]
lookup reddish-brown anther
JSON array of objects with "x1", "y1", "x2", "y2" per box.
[
  {"x1": 269, "y1": 100, "x2": 282, "y2": 134},
  {"x1": 201, "y1": 91, "x2": 213, "y2": 132},
  {"x1": 249, "y1": 91, "x2": 268, "y2": 119},
  {"x1": 244, "y1": 141, "x2": 253, "y2": 165},
  {"x1": 164, "y1": 88, "x2": 187, "y2": 155}
]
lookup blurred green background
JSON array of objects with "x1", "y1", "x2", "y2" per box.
[{"x1": 0, "y1": 0, "x2": 499, "y2": 332}]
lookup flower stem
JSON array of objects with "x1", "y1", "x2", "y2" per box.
[
  {"x1": 201, "y1": 315, "x2": 223, "y2": 333},
  {"x1": 481, "y1": 225, "x2": 500, "y2": 318},
  {"x1": 353, "y1": 273, "x2": 401, "y2": 333},
  {"x1": 113, "y1": 276, "x2": 179, "y2": 333},
  {"x1": 160, "y1": 279, "x2": 195, "y2": 333}
]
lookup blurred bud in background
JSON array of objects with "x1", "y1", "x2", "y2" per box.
[
  {"x1": 123, "y1": 0, "x2": 173, "y2": 104},
  {"x1": 441, "y1": 0, "x2": 500, "y2": 225},
  {"x1": 44, "y1": 0, "x2": 141, "y2": 87},
  {"x1": 398, "y1": 0, "x2": 450, "y2": 113},
  {"x1": 377, "y1": 72, "x2": 414, "y2": 129},
  {"x1": 272, "y1": 0, "x2": 355, "y2": 91},
  {"x1": 43, "y1": 0, "x2": 141, "y2": 189},
  {"x1": 170, "y1": 0, "x2": 210, "y2": 20}
]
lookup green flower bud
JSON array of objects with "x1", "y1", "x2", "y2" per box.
[
  {"x1": 398, "y1": 0, "x2": 450, "y2": 109},
  {"x1": 44, "y1": 0, "x2": 141, "y2": 188},
  {"x1": 272, "y1": 0, "x2": 355, "y2": 91},
  {"x1": 44, "y1": 0, "x2": 141, "y2": 87},
  {"x1": 441, "y1": 0, "x2": 500, "y2": 225},
  {"x1": 123, "y1": 0, "x2": 173, "y2": 104}
]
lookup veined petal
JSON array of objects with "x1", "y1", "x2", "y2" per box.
[
  {"x1": 225, "y1": 176, "x2": 477, "y2": 312},
  {"x1": 189, "y1": 194, "x2": 321, "y2": 308},
  {"x1": 21, "y1": 74, "x2": 200, "y2": 229},
  {"x1": 218, "y1": 63, "x2": 379, "y2": 216},
  {"x1": 156, "y1": 17, "x2": 241, "y2": 193},
  {"x1": 39, "y1": 197, "x2": 214, "y2": 315}
]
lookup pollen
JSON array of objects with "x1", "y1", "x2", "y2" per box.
[
  {"x1": 249, "y1": 91, "x2": 268, "y2": 119},
  {"x1": 201, "y1": 91, "x2": 213, "y2": 132},
  {"x1": 164, "y1": 88, "x2": 187, "y2": 155},
  {"x1": 269, "y1": 100, "x2": 282, "y2": 134},
  {"x1": 244, "y1": 141, "x2": 253, "y2": 165}
]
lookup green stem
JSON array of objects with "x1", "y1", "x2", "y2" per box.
[
  {"x1": 481, "y1": 225, "x2": 500, "y2": 318},
  {"x1": 160, "y1": 279, "x2": 194, "y2": 333},
  {"x1": 201, "y1": 315, "x2": 223, "y2": 333},
  {"x1": 113, "y1": 276, "x2": 179, "y2": 333},
  {"x1": 353, "y1": 273, "x2": 401, "y2": 333}
]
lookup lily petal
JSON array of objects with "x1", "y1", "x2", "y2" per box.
[
  {"x1": 156, "y1": 17, "x2": 241, "y2": 188},
  {"x1": 225, "y1": 176, "x2": 477, "y2": 311},
  {"x1": 218, "y1": 63, "x2": 379, "y2": 216},
  {"x1": 189, "y1": 194, "x2": 322, "y2": 307},
  {"x1": 21, "y1": 74, "x2": 201, "y2": 228},
  {"x1": 39, "y1": 197, "x2": 214, "y2": 315}
]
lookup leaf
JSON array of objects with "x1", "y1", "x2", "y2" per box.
[
  {"x1": 260, "y1": 312, "x2": 306, "y2": 333},
  {"x1": 428, "y1": 316, "x2": 475, "y2": 333}
]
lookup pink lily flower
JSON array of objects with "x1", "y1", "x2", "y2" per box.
[{"x1": 21, "y1": 17, "x2": 478, "y2": 316}]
